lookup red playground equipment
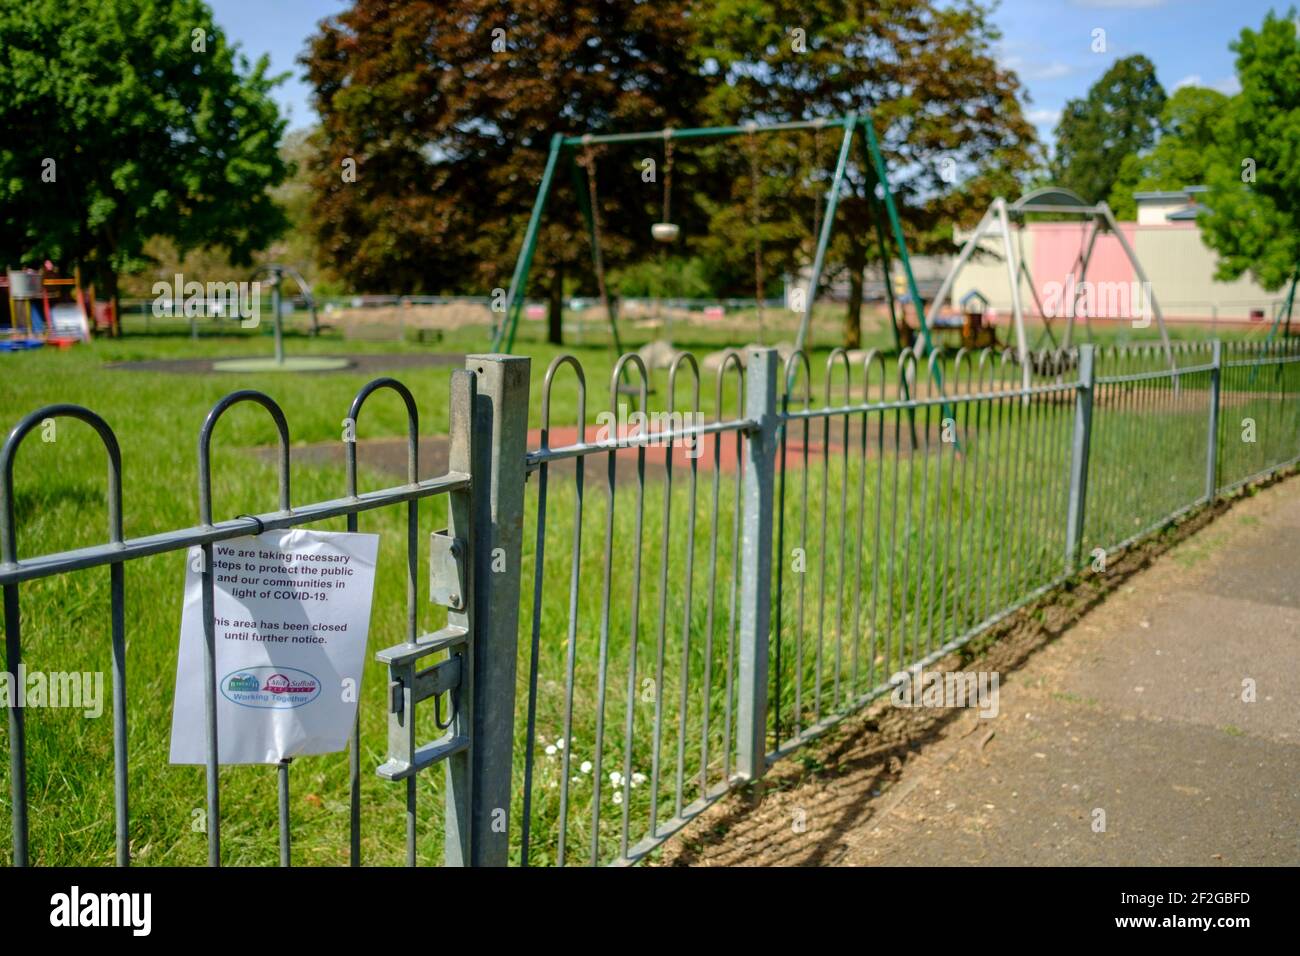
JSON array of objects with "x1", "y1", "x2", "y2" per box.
[{"x1": 1, "y1": 264, "x2": 118, "y2": 351}]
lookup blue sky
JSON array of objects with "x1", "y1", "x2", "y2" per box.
[{"x1": 211, "y1": 0, "x2": 1291, "y2": 142}]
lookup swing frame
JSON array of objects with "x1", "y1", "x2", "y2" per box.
[
  {"x1": 490, "y1": 113, "x2": 935, "y2": 357},
  {"x1": 924, "y1": 186, "x2": 1178, "y2": 391}
]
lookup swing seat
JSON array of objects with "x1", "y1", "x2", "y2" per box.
[{"x1": 651, "y1": 222, "x2": 680, "y2": 243}]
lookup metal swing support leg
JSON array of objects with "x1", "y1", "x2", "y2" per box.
[
  {"x1": 1097, "y1": 202, "x2": 1174, "y2": 372},
  {"x1": 1066, "y1": 220, "x2": 1101, "y2": 350},
  {"x1": 496, "y1": 133, "x2": 566, "y2": 353},
  {"x1": 861, "y1": 116, "x2": 935, "y2": 361},
  {"x1": 868, "y1": 182, "x2": 904, "y2": 354},
  {"x1": 858, "y1": 116, "x2": 954, "y2": 436},
  {"x1": 994, "y1": 198, "x2": 1032, "y2": 394},
  {"x1": 793, "y1": 112, "x2": 856, "y2": 355},
  {"x1": 921, "y1": 204, "x2": 996, "y2": 338}
]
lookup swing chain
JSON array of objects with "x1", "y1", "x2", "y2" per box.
[
  {"x1": 580, "y1": 139, "x2": 616, "y2": 332},
  {"x1": 662, "y1": 128, "x2": 674, "y2": 224},
  {"x1": 811, "y1": 119, "x2": 824, "y2": 241}
]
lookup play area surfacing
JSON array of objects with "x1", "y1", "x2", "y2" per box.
[{"x1": 211, "y1": 356, "x2": 353, "y2": 373}]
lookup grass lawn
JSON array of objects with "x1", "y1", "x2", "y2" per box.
[{"x1": 1, "y1": 315, "x2": 1294, "y2": 866}]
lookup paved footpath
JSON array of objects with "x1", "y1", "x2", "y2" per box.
[{"x1": 667, "y1": 476, "x2": 1300, "y2": 866}]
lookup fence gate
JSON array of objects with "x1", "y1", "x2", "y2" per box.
[{"x1": 0, "y1": 355, "x2": 531, "y2": 868}]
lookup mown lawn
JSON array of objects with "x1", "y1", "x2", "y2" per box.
[{"x1": 1, "y1": 317, "x2": 1293, "y2": 866}]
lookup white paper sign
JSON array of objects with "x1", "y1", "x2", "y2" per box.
[{"x1": 169, "y1": 529, "x2": 380, "y2": 765}]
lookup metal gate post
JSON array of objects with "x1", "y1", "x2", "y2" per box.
[
  {"x1": 736, "y1": 349, "x2": 779, "y2": 780},
  {"x1": 1065, "y1": 344, "x2": 1095, "y2": 570},
  {"x1": 451, "y1": 354, "x2": 530, "y2": 866},
  {"x1": 1206, "y1": 340, "x2": 1222, "y2": 502}
]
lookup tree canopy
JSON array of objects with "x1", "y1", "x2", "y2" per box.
[
  {"x1": 692, "y1": 0, "x2": 1037, "y2": 345},
  {"x1": 1106, "y1": 85, "x2": 1231, "y2": 220},
  {"x1": 1053, "y1": 54, "x2": 1166, "y2": 205},
  {"x1": 302, "y1": 0, "x2": 705, "y2": 328},
  {"x1": 1200, "y1": 10, "x2": 1300, "y2": 292},
  {"x1": 302, "y1": 0, "x2": 1037, "y2": 346},
  {"x1": 0, "y1": 0, "x2": 289, "y2": 299}
]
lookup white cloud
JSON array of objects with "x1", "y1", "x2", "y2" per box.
[
  {"x1": 997, "y1": 48, "x2": 1071, "y2": 81},
  {"x1": 1213, "y1": 75, "x2": 1242, "y2": 95},
  {"x1": 1032, "y1": 62, "x2": 1072, "y2": 80},
  {"x1": 1173, "y1": 74, "x2": 1202, "y2": 90},
  {"x1": 1027, "y1": 108, "x2": 1063, "y2": 126}
]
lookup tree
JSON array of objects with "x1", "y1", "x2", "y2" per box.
[
  {"x1": 0, "y1": 0, "x2": 289, "y2": 309},
  {"x1": 1053, "y1": 55, "x2": 1166, "y2": 205},
  {"x1": 302, "y1": 0, "x2": 706, "y2": 344},
  {"x1": 1107, "y1": 86, "x2": 1231, "y2": 219},
  {"x1": 694, "y1": 0, "x2": 1038, "y2": 347},
  {"x1": 119, "y1": 131, "x2": 325, "y2": 299},
  {"x1": 1200, "y1": 10, "x2": 1300, "y2": 292}
]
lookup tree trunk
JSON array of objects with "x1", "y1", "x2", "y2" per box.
[
  {"x1": 547, "y1": 265, "x2": 563, "y2": 345},
  {"x1": 843, "y1": 236, "x2": 866, "y2": 349},
  {"x1": 844, "y1": 268, "x2": 863, "y2": 350}
]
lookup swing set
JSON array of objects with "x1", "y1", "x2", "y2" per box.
[
  {"x1": 925, "y1": 187, "x2": 1178, "y2": 392},
  {"x1": 490, "y1": 113, "x2": 937, "y2": 359}
]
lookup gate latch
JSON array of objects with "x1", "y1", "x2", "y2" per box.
[
  {"x1": 429, "y1": 530, "x2": 466, "y2": 611},
  {"x1": 374, "y1": 625, "x2": 468, "y2": 781}
]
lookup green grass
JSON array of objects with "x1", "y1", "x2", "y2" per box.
[{"x1": 1, "y1": 318, "x2": 1296, "y2": 866}]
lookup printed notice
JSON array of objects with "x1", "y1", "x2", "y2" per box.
[{"x1": 169, "y1": 528, "x2": 380, "y2": 765}]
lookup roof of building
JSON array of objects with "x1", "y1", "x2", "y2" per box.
[
  {"x1": 1134, "y1": 185, "x2": 1208, "y2": 202},
  {"x1": 1133, "y1": 190, "x2": 1188, "y2": 201}
]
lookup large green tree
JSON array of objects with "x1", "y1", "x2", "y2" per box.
[
  {"x1": 302, "y1": 0, "x2": 706, "y2": 343},
  {"x1": 689, "y1": 0, "x2": 1039, "y2": 347},
  {"x1": 0, "y1": 0, "x2": 289, "y2": 306},
  {"x1": 303, "y1": 0, "x2": 1037, "y2": 348},
  {"x1": 1106, "y1": 85, "x2": 1231, "y2": 219},
  {"x1": 1200, "y1": 10, "x2": 1300, "y2": 292},
  {"x1": 1053, "y1": 54, "x2": 1166, "y2": 205}
]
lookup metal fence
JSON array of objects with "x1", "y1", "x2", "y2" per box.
[
  {"x1": 511, "y1": 338, "x2": 1300, "y2": 865},
  {"x1": 3, "y1": 341, "x2": 1299, "y2": 867}
]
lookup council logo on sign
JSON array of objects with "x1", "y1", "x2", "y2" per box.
[{"x1": 220, "y1": 666, "x2": 321, "y2": 709}]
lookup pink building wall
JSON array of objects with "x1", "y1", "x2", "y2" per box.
[{"x1": 1029, "y1": 222, "x2": 1142, "y2": 302}]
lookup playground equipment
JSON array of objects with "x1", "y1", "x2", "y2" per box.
[
  {"x1": 929, "y1": 289, "x2": 997, "y2": 352},
  {"x1": 925, "y1": 187, "x2": 1176, "y2": 391},
  {"x1": 1264, "y1": 269, "x2": 1298, "y2": 343},
  {"x1": 209, "y1": 264, "x2": 341, "y2": 373},
  {"x1": 2, "y1": 266, "x2": 99, "y2": 347},
  {"x1": 650, "y1": 129, "x2": 680, "y2": 244},
  {"x1": 490, "y1": 114, "x2": 937, "y2": 360}
]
